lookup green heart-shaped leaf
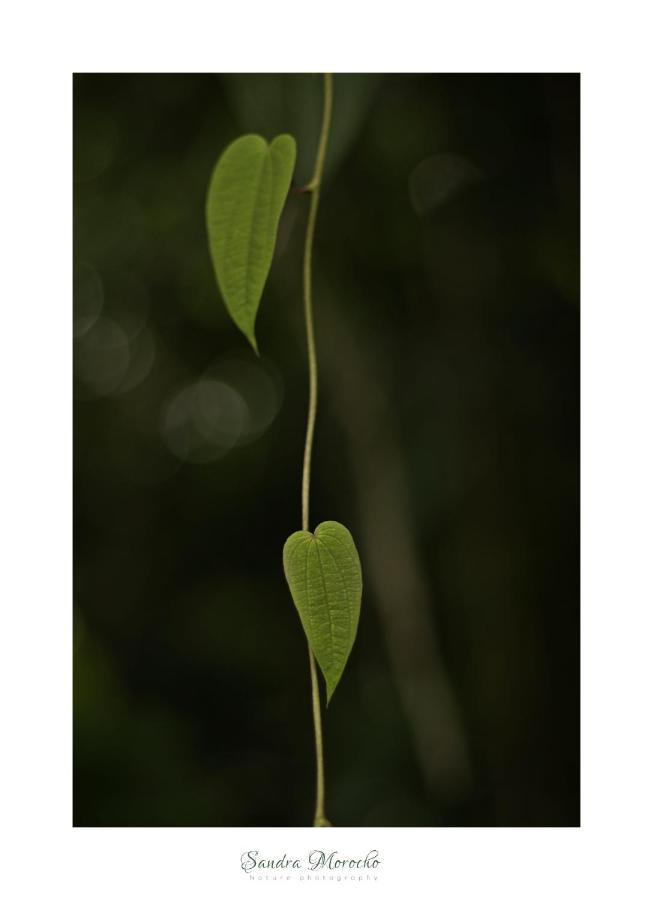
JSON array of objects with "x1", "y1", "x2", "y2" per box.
[
  {"x1": 283, "y1": 521, "x2": 362, "y2": 703},
  {"x1": 206, "y1": 133, "x2": 296, "y2": 352}
]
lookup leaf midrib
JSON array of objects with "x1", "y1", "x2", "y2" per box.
[
  {"x1": 314, "y1": 539, "x2": 337, "y2": 673},
  {"x1": 318, "y1": 536, "x2": 352, "y2": 658},
  {"x1": 241, "y1": 151, "x2": 268, "y2": 319}
]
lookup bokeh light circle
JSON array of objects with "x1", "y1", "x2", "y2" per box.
[{"x1": 161, "y1": 379, "x2": 248, "y2": 463}]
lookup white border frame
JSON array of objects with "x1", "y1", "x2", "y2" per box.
[{"x1": 3, "y1": 1, "x2": 653, "y2": 897}]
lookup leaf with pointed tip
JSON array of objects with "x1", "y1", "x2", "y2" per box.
[
  {"x1": 206, "y1": 133, "x2": 296, "y2": 352},
  {"x1": 283, "y1": 521, "x2": 362, "y2": 703}
]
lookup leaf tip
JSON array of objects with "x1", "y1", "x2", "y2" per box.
[{"x1": 325, "y1": 677, "x2": 339, "y2": 707}]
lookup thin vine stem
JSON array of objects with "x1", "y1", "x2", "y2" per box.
[{"x1": 301, "y1": 72, "x2": 333, "y2": 827}]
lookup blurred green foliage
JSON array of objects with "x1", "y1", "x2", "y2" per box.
[{"x1": 74, "y1": 74, "x2": 579, "y2": 826}]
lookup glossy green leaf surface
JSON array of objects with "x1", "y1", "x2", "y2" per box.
[
  {"x1": 283, "y1": 521, "x2": 362, "y2": 703},
  {"x1": 206, "y1": 134, "x2": 296, "y2": 352}
]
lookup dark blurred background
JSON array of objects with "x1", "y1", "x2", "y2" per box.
[{"x1": 73, "y1": 73, "x2": 579, "y2": 827}]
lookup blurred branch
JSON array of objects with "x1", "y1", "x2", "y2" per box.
[{"x1": 320, "y1": 299, "x2": 471, "y2": 799}]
